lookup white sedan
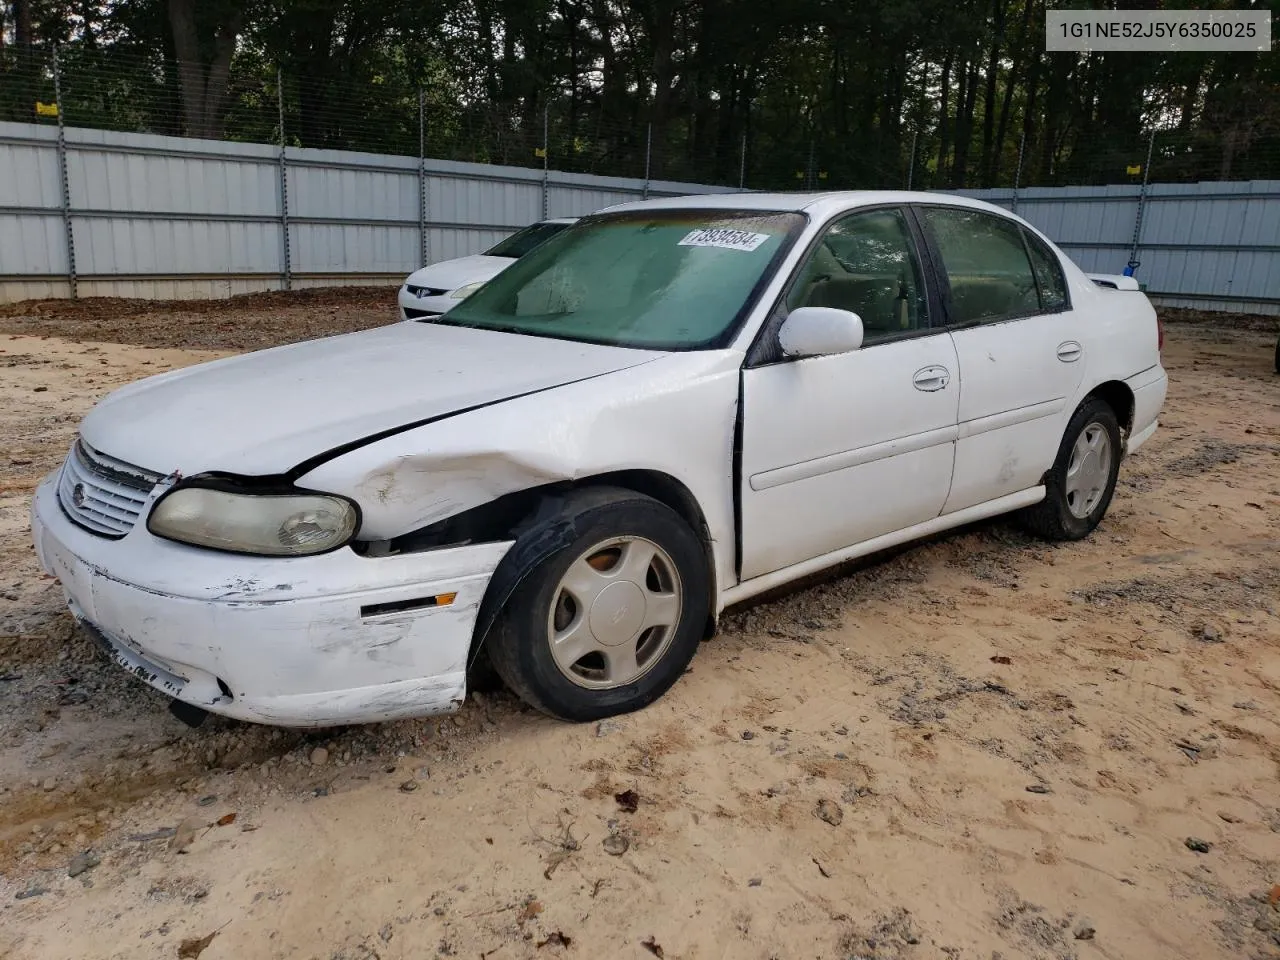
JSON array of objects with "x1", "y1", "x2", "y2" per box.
[
  {"x1": 397, "y1": 218, "x2": 577, "y2": 320},
  {"x1": 30, "y1": 191, "x2": 1167, "y2": 728}
]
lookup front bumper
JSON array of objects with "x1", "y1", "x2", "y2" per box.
[
  {"x1": 31, "y1": 473, "x2": 512, "y2": 727},
  {"x1": 397, "y1": 286, "x2": 454, "y2": 321}
]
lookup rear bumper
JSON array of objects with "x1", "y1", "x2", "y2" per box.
[
  {"x1": 1125, "y1": 364, "x2": 1168, "y2": 456},
  {"x1": 31, "y1": 472, "x2": 512, "y2": 727}
]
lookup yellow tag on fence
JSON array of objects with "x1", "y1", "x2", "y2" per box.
[
  {"x1": 36, "y1": 101, "x2": 59, "y2": 117},
  {"x1": 534, "y1": 147, "x2": 547, "y2": 158},
  {"x1": 1126, "y1": 164, "x2": 1141, "y2": 175}
]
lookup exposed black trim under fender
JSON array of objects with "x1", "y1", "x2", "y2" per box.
[
  {"x1": 466, "y1": 493, "x2": 583, "y2": 671},
  {"x1": 169, "y1": 698, "x2": 210, "y2": 728}
]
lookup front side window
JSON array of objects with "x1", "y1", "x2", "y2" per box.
[
  {"x1": 786, "y1": 207, "x2": 928, "y2": 340},
  {"x1": 1023, "y1": 230, "x2": 1070, "y2": 312},
  {"x1": 435, "y1": 210, "x2": 805, "y2": 350},
  {"x1": 920, "y1": 206, "x2": 1041, "y2": 326},
  {"x1": 484, "y1": 221, "x2": 573, "y2": 259}
]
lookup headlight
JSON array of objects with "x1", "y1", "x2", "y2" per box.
[
  {"x1": 449, "y1": 280, "x2": 485, "y2": 300},
  {"x1": 148, "y1": 487, "x2": 359, "y2": 556}
]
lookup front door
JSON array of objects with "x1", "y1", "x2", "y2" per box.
[
  {"x1": 739, "y1": 206, "x2": 960, "y2": 581},
  {"x1": 913, "y1": 204, "x2": 1086, "y2": 514}
]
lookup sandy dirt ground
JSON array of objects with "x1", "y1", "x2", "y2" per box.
[{"x1": 0, "y1": 292, "x2": 1277, "y2": 960}]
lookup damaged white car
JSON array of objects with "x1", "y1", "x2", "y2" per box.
[{"x1": 31, "y1": 191, "x2": 1167, "y2": 728}]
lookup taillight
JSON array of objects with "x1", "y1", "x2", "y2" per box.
[{"x1": 1157, "y1": 316, "x2": 1164, "y2": 352}]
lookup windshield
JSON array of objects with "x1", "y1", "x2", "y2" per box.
[
  {"x1": 484, "y1": 221, "x2": 573, "y2": 259},
  {"x1": 432, "y1": 210, "x2": 805, "y2": 350}
]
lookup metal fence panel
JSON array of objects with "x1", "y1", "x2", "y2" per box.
[
  {"x1": 290, "y1": 222, "x2": 419, "y2": 276},
  {"x1": 72, "y1": 215, "x2": 282, "y2": 277},
  {"x1": 289, "y1": 162, "x2": 417, "y2": 223},
  {"x1": 1, "y1": 213, "x2": 66, "y2": 275},
  {"x1": 0, "y1": 128, "x2": 66, "y2": 294},
  {"x1": 67, "y1": 148, "x2": 277, "y2": 216},
  {"x1": 427, "y1": 172, "x2": 542, "y2": 231},
  {"x1": 0, "y1": 134, "x2": 62, "y2": 207},
  {"x1": 2, "y1": 119, "x2": 1278, "y2": 314}
]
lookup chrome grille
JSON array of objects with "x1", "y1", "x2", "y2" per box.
[{"x1": 57, "y1": 440, "x2": 163, "y2": 538}]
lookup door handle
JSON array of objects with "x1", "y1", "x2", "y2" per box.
[
  {"x1": 912, "y1": 365, "x2": 951, "y2": 392},
  {"x1": 1056, "y1": 341, "x2": 1083, "y2": 363}
]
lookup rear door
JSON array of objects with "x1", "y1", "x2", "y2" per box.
[{"x1": 913, "y1": 204, "x2": 1084, "y2": 514}]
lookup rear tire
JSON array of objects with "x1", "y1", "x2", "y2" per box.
[
  {"x1": 1019, "y1": 397, "x2": 1122, "y2": 541},
  {"x1": 486, "y1": 487, "x2": 709, "y2": 722}
]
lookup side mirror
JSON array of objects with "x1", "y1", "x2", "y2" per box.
[{"x1": 778, "y1": 306, "x2": 864, "y2": 359}]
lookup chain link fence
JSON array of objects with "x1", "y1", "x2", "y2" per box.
[
  {"x1": 3, "y1": 44, "x2": 1278, "y2": 311},
  {"x1": 4, "y1": 45, "x2": 1279, "y2": 193}
]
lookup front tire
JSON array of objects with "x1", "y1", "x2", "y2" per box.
[
  {"x1": 486, "y1": 488, "x2": 710, "y2": 722},
  {"x1": 1019, "y1": 397, "x2": 1122, "y2": 541}
]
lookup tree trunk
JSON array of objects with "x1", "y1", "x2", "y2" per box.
[
  {"x1": 1213, "y1": 126, "x2": 1233, "y2": 180},
  {"x1": 564, "y1": 0, "x2": 583, "y2": 157},
  {"x1": 80, "y1": 0, "x2": 98, "y2": 49},
  {"x1": 590, "y1": 0, "x2": 621, "y2": 119},
  {"x1": 1038, "y1": 54, "x2": 1069, "y2": 182},
  {"x1": 169, "y1": 0, "x2": 205, "y2": 136},
  {"x1": 951, "y1": 56, "x2": 979, "y2": 187},
  {"x1": 937, "y1": 51, "x2": 954, "y2": 185},
  {"x1": 645, "y1": 0, "x2": 678, "y2": 179},
  {"x1": 979, "y1": 0, "x2": 1007, "y2": 186},
  {"x1": 993, "y1": 0, "x2": 1035, "y2": 186},
  {"x1": 1019, "y1": 49, "x2": 1042, "y2": 184},
  {"x1": 14, "y1": 0, "x2": 33, "y2": 48},
  {"x1": 168, "y1": 0, "x2": 244, "y2": 141},
  {"x1": 477, "y1": 1, "x2": 501, "y2": 105},
  {"x1": 1178, "y1": 66, "x2": 1202, "y2": 132},
  {"x1": 741, "y1": 65, "x2": 756, "y2": 186}
]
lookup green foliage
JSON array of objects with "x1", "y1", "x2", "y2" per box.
[{"x1": 1, "y1": 0, "x2": 1276, "y2": 186}]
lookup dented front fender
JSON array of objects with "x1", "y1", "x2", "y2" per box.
[
  {"x1": 353, "y1": 449, "x2": 568, "y2": 532},
  {"x1": 295, "y1": 350, "x2": 745, "y2": 599}
]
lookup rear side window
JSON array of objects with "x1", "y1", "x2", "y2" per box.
[
  {"x1": 1023, "y1": 230, "x2": 1069, "y2": 312},
  {"x1": 920, "y1": 206, "x2": 1041, "y2": 326},
  {"x1": 484, "y1": 222, "x2": 570, "y2": 259}
]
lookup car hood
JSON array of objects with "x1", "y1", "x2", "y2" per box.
[
  {"x1": 80, "y1": 322, "x2": 661, "y2": 477},
  {"x1": 403, "y1": 254, "x2": 514, "y2": 292}
]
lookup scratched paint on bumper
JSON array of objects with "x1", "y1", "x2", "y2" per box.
[{"x1": 31, "y1": 474, "x2": 513, "y2": 727}]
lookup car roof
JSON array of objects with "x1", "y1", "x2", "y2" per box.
[
  {"x1": 543, "y1": 217, "x2": 579, "y2": 225},
  {"x1": 596, "y1": 190, "x2": 1020, "y2": 222}
]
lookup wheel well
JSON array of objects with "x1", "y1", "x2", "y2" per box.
[
  {"x1": 1085, "y1": 380, "x2": 1135, "y2": 438},
  {"x1": 1037, "y1": 381, "x2": 1137, "y2": 488},
  {"x1": 372, "y1": 470, "x2": 721, "y2": 666},
  {"x1": 581, "y1": 470, "x2": 710, "y2": 544}
]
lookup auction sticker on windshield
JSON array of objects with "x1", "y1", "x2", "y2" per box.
[{"x1": 678, "y1": 228, "x2": 772, "y2": 252}]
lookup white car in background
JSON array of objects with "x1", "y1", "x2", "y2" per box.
[
  {"x1": 31, "y1": 191, "x2": 1166, "y2": 729},
  {"x1": 398, "y1": 218, "x2": 577, "y2": 320}
]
